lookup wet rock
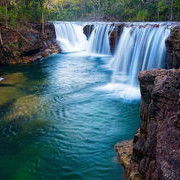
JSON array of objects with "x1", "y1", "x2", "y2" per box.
[
  {"x1": 115, "y1": 140, "x2": 142, "y2": 180},
  {"x1": 109, "y1": 23, "x2": 124, "y2": 54},
  {"x1": 83, "y1": 25, "x2": 94, "y2": 39},
  {"x1": 83, "y1": 23, "x2": 124, "y2": 54},
  {"x1": 166, "y1": 25, "x2": 180, "y2": 69}
]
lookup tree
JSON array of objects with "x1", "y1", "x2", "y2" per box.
[{"x1": 0, "y1": 0, "x2": 12, "y2": 27}]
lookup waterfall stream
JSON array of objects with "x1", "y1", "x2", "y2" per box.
[
  {"x1": 87, "y1": 23, "x2": 113, "y2": 55},
  {"x1": 54, "y1": 22, "x2": 172, "y2": 97},
  {"x1": 54, "y1": 22, "x2": 87, "y2": 52},
  {"x1": 111, "y1": 25, "x2": 170, "y2": 86}
]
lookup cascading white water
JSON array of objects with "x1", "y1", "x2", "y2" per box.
[
  {"x1": 54, "y1": 22, "x2": 172, "y2": 99},
  {"x1": 54, "y1": 22, "x2": 87, "y2": 52},
  {"x1": 88, "y1": 23, "x2": 113, "y2": 55},
  {"x1": 111, "y1": 25, "x2": 170, "y2": 86}
]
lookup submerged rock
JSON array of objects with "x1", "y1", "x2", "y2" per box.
[
  {"x1": 116, "y1": 69, "x2": 180, "y2": 180},
  {"x1": 5, "y1": 95, "x2": 41, "y2": 121},
  {"x1": 0, "y1": 94, "x2": 51, "y2": 136},
  {"x1": 0, "y1": 72, "x2": 27, "y2": 106},
  {"x1": 1, "y1": 72, "x2": 27, "y2": 86}
]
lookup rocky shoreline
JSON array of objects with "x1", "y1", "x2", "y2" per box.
[
  {"x1": 0, "y1": 23, "x2": 61, "y2": 65},
  {"x1": 116, "y1": 26, "x2": 180, "y2": 180}
]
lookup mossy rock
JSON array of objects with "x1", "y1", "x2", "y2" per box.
[
  {"x1": 5, "y1": 95, "x2": 41, "y2": 121},
  {"x1": 3, "y1": 95, "x2": 50, "y2": 133},
  {"x1": 0, "y1": 72, "x2": 27, "y2": 86},
  {"x1": 0, "y1": 87, "x2": 22, "y2": 106}
]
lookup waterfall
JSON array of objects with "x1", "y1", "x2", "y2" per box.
[
  {"x1": 111, "y1": 25, "x2": 170, "y2": 86},
  {"x1": 54, "y1": 22, "x2": 87, "y2": 52},
  {"x1": 87, "y1": 23, "x2": 113, "y2": 55},
  {"x1": 54, "y1": 22, "x2": 172, "y2": 97}
]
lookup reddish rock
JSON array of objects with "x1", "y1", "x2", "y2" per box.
[
  {"x1": 116, "y1": 69, "x2": 180, "y2": 180},
  {"x1": 166, "y1": 26, "x2": 180, "y2": 69},
  {"x1": 134, "y1": 69, "x2": 180, "y2": 179},
  {"x1": 115, "y1": 140, "x2": 142, "y2": 180},
  {"x1": 0, "y1": 22, "x2": 61, "y2": 64},
  {"x1": 109, "y1": 23, "x2": 124, "y2": 54}
]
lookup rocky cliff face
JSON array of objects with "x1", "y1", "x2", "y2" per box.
[
  {"x1": 0, "y1": 23, "x2": 60, "y2": 65},
  {"x1": 166, "y1": 25, "x2": 180, "y2": 69},
  {"x1": 116, "y1": 69, "x2": 180, "y2": 180},
  {"x1": 136, "y1": 69, "x2": 180, "y2": 179}
]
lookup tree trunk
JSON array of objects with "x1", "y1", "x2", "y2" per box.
[
  {"x1": 0, "y1": 30, "x2": 3, "y2": 46},
  {"x1": 42, "y1": 11, "x2": 45, "y2": 34},
  {"x1": 170, "y1": 0, "x2": 173, "y2": 21},
  {"x1": 5, "y1": 4, "x2": 8, "y2": 28},
  {"x1": 157, "y1": 8, "x2": 159, "y2": 21}
]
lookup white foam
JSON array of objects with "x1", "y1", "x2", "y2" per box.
[
  {"x1": 95, "y1": 83, "x2": 141, "y2": 100},
  {"x1": 62, "y1": 51, "x2": 112, "y2": 58}
]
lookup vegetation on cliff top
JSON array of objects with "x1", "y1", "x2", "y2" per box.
[{"x1": 0, "y1": 0, "x2": 179, "y2": 29}]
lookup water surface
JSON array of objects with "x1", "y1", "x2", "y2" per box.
[{"x1": 0, "y1": 53, "x2": 140, "y2": 180}]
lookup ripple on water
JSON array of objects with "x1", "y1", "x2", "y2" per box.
[{"x1": 0, "y1": 53, "x2": 140, "y2": 180}]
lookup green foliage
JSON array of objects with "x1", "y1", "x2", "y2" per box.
[
  {"x1": 135, "y1": 10, "x2": 149, "y2": 21},
  {"x1": 0, "y1": 0, "x2": 179, "y2": 28}
]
